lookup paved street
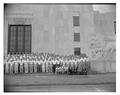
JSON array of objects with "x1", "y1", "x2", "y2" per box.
[
  {"x1": 5, "y1": 83, "x2": 115, "y2": 92},
  {"x1": 4, "y1": 73, "x2": 116, "y2": 92}
]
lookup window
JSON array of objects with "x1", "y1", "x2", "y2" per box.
[
  {"x1": 74, "y1": 33, "x2": 80, "y2": 41},
  {"x1": 114, "y1": 21, "x2": 116, "y2": 35},
  {"x1": 73, "y1": 16, "x2": 80, "y2": 26},
  {"x1": 8, "y1": 25, "x2": 31, "y2": 54},
  {"x1": 74, "y1": 48, "x2": 81, "y2": 56}
]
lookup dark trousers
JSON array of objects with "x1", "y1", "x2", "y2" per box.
[{"x1": 52, "y1": 64, "x2": 56, "y2": 73}]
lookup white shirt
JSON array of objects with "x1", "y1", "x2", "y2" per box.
[{"x1": 52, "y1": 60, "x2": 56, "y2": 65}]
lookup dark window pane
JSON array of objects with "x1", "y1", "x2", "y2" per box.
[
  {"x1": 114, "y1": 21, "x2": 116, "y2": 35},
  {"x1": 25, "y1": 26, "x2": 31, "y2": 53},
  {"x1": 73, "y1": 16, "x2": 80, "y2": 26},
  {"x1": 8, "y1": 25, "x2": 31, "y2": 54},
  {"x1": 17, "y1": 26, "x2": 24, "y2": 52},
  {"x1": 74, "y1": 48, "x2": 81, "y2": 55},
  {"x1": 74, "y1": 33, "x2": 80, "y2": 41},
  {"x1": 9, "y1": 26, "x2": 16, "y2": 53}
]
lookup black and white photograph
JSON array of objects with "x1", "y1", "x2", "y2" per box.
[{"x1": 3, "y1": 3, "x2": 116, "y2": 92}]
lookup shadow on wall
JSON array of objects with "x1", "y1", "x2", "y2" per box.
[
  {"x1": 88, "y1": 60, "x2": 116, "y2": 74},
  {"x1": 89, "y1": 42, "x2": 116, "y2": 74}
]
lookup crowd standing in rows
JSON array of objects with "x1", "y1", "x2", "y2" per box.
[{"x1": 4, "y1": 52, "x2": 91, "y2": 75}]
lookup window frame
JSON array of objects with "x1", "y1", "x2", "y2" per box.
[
  {"x1": 74, "y1": 33, "x2": 80, "y2": 42},
  {"x1": 7, "y1": 24, "x2": 32, "y2": 54},
  {"x1": 73, "y1": 16, "x2": 80, "y2": 27},
  {"x1": 114, "y1": 21, "x2": 116, "y2": 35},
  {"x1": 74, "y1": 47, "x2": 81, "y2": 56}
]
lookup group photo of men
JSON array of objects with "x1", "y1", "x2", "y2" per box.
[{"x1": 4, "y1": 53, "x2": 90, "y2": 75}]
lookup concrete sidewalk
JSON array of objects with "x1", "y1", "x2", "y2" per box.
[{"x1": 4, "y1": 73, "x2": 116, "y2": 86}]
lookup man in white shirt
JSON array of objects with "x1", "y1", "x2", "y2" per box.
[
  {"x1": 33, "y1": 59, "x2": 37, "y2": 73},
  {"x1": 38, "y1": 59, "x2": 42, "y2": 72},
  {"x1": 9, "y1": 60, "x2": 13, "y2": 74},
  {"x1": 71, "y1": 58, "x2": 74, "y2": 73},
  {"x1": 84, "y1": 57, "x2": 90, "y2": 75},
  {"x1": 24, "y1": 59, "x2": 29, "y2": 73},
  {"x1": 48, "y1": 59, "x2": 52, "y2": 73},
  {"x1": 29, "y1": 60, "x2": 33, "y2": 73},
  {"x1": 50, "y1": 59, "x2": 53, "y2": 73},
  {"x1": 42, "y1": 59, "x2": 45, "y2": 73},
  {"x1": 14, "y1": 60, "x2": 18, "y2": 74},
  {"x1": 74, "y1": 58, "x2": 78, "y2": 73},
  {"x1": 77, "y1": 58, "x2": 82, "y2": 74},
  {"x1": 4, "y1": 60, "x2": 9, "y2": 74},
  {"x1": 45, "y1": 59, "x2": 48, "y2": 73},
  {"x1": 20, "y1": 59, "x2": 23, "y2": 73},
  {"x1": 81, "y1": 58, "x2": 86, "y2": 75},
  {"x1": 22, "y1": 59, "x2": 25, "y2": 73}
]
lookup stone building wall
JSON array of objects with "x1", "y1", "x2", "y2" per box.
[
  {"x1": 4, "y1": 4, "x2": 116, "y2": 60},
  {"x1": 4, "y1": 4, "x2": 94, "y2": 57}
]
